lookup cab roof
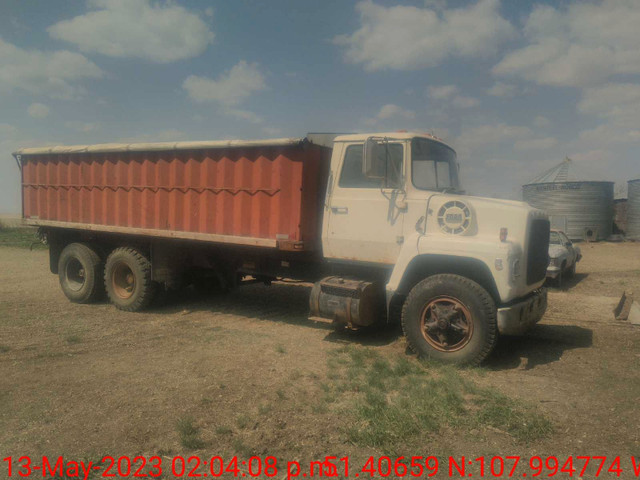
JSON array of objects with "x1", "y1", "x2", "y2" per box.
[{"x1": 333, "y1": 131, "x2": 452, "y2": 148}]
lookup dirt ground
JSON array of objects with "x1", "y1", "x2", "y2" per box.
[{"x1": 1, "y1": 241, "x2": 640, "y2": 477}]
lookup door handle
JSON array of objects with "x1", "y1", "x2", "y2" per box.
[{"x1": 331, "y1": 206, "x2": 349, "y2": 214}]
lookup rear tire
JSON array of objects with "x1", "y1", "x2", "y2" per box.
[
  {"x1": 401, "y1": 274, "x2": 497, "y2": 365},
  {"x1": 58, "y1": 243, "x2": 104, "y2": 303},
  {"x1": 105, "y1": 247, "x2": 156, "y2": 311}
]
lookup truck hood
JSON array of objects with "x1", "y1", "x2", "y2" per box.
[{"x1": 424, "y1": 193, "x2": 546, "y2": 245}]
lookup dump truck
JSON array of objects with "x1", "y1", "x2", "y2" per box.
[{"x1": 13, "y1": 132, "x2": 549, "y2": 364}]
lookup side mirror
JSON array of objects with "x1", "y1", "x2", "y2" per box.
[{"x1": 363, "y1": 137, "x2": 385, "y2": 179}]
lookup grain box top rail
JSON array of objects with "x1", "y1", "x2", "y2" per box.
[{"x1": 13, "y1": 137, "x2": 309, "y2": 157}]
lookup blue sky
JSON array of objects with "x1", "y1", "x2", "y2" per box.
[{"x1": 2, "y1": 0, "x2": 639, "y2": 213}]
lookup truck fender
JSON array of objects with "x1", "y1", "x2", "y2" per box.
[{"x1": 385, "y1": 234, "x2": 500, "y2": 311}]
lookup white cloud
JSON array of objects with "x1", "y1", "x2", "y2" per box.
[
  {"x1": 262, "y1": 127, "x2": 282, "y2": 137},
  {"x1": 533, "y1": 115, "x2": 551, "y2": 128},
  {"x1": 0, "y1": 38, "x2": 103, "y2": 99},
  {"x1": 0, "y1": 123, "x2": 17, "y2": 137},
  {"x1": 578, "y1": 83, "x2": 640, "y2": 128},
  {"x1": 487, "y1": 81, "x2": 518, "y2": 98},
  {"x1": 451, "y1": 95, "x2": 479, "y2": 109},
  {"x1": 493, "y1": 0, "x2": 640, "y2": 87},
  {"x1": 27, "y1": 103, "x2": 50, "y2": 119},
  {"x1": 427, "y1": 85, "x2": 458, "y2": 100},
  {"x1": 183, "y1": 61, "x2": 266, "y2": 106},
  {"x1": 427, "y1": 85, "x2": 479, "y2": 108},
  {"x1": 225, "y1": 108, "x2": 263, "y2": 124},
  {"x1": 334, "y1": 0, "x2": 514, "y2": 71},
  {"x1": 514, "y1": 137, "x2": 558, "y2": 150},
  {"x1": 456, "y1": 123, "x2": 533, "y2": 152},
  {"x1": 48, "y1": 0, "x2": 214, "y2": 63},
  {"x1": 118, "y1": 129, "x2": 188, "y2": 143},
  {"x1": 578, "y1": 124, "x2": 640, "y2": 146},
  {"x1": 366, "y1": 104, "x2": 416, "y2": 126},
  {"x1": 454, "y1": 122, "x2": 561, "y2": 161},
  {"x1": 65, "y1": 121, "x2": 100, "y2": 133}
]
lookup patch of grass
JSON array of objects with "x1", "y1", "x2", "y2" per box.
[
  {"x1": 215, "y1": 425, "x2": 233, "y2": 435},
  {"x1": 275, "y1": 344, "x2": 287, "y2": 354},
  {"x1": 0, "y1": 345, "x2": 10, "y2": 353},
  {"x1": 474, "y1": 390, "x2": 553, "y2": 443},
  {"x1": 321, "y1": 346, "x2": 552, "y2": 452},
  {"x1": 66, "y1": 334, "x2": 81, "y2": 345},
  {"x1": 176, "y1": 416, "x2": 205, "y2": 450},
  {"x1": 236, "y1": 414, "x2": 251, "y2": 429},
  {"x1": 276, "y1": 389, "x2": 286, "y2": 400},
  {"x1": 232, "y1": 437, "x2": 255, "y2": 457},
  {"x1": 0, "y1": 227, "x2": 47, "y2": 249}
]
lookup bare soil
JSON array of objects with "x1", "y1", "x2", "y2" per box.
[{"x1": 1, "y1": 242, "x2": 640, "y2": 475}]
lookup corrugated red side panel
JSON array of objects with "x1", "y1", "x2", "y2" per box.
[{"x1": 21, "y1": 144, "x2": 331, "y2": 248}]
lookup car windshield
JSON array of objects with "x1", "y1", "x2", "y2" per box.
[
  {"x1": 549, "y1": 231, "x2": 562, "y2": 245},
  {"x1": 411, "y1": 137, "x2": 459, "y2": 191}
]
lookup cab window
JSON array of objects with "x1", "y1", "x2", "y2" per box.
[
  {"x1": 338, "y1": 143, "x2": 403, "y2": 189},
  {"x1": 412, "y1": 137, "x2": 458, "y2": 191}
]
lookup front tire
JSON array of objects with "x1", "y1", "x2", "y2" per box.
[
  {"x1": 58, "y1": 243, "x2": 104, "y2": 303},
  {"x1": 401, "y1": 274, "x2": 497, "y2": 365},
  {"x1": 565, "y1": 263, "x2": 576, "y2": 278},
  {"x1": 104, "y1": 247, "x2": 156, "y2": 311}
]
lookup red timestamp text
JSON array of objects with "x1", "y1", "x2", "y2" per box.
[{"x1": 4, "y1": 454, "x2": 640, "y2": 479}]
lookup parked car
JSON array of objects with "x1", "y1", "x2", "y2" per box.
[{"x1": 547, "y1": 229, "x2": 581, "y2": 286}]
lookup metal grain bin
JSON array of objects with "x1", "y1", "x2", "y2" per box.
[
  {"x1": 523, "y1": 181, "x2": 614, "y2": 241},
  {"x1": 627, "y1": 179, "x2": 640, "y2": 240}
]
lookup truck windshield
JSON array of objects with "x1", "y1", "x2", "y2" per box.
[{"x1": 411, "y1": 137, "x2": 459, "y2": 191}]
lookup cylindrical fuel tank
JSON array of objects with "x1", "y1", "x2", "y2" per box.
[{"x1": 309, "y1": 276, "x2": 384, "y2": 327}]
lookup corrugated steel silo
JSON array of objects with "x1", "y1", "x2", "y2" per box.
[
  {"x1": 523, "y1": 158, "x2": 614, "y2": 241},
  {"x1": 627, "y1": 179, "x2": 640, "y2": 240}
]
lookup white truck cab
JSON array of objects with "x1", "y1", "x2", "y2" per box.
[{"x1": 314, "y1": 132, "x2": 549, "y2": 364}]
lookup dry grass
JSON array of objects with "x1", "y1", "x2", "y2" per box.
[{"x1": 1, "y1": 244, "x2": 640, "y2": 462}]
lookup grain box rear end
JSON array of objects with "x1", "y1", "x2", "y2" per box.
[{"x1": 18, "y1": 139, "x2": 331, "y2": 250}]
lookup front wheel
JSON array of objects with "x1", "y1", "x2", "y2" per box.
[
  {"x1": 104, "y1": 247, "x2": 156, "y2": 311},
  {"x1": 565, "y1": 263, "x2": 576, "y2": 278},
  {"x1": 401, "y1": 274, "x2": 497, "y2": 365}
]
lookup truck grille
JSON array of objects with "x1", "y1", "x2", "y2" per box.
[{"x1": 527, "y1": 218, "x2": 550, "y2": 284}]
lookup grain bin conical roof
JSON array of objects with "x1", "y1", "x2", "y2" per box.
[{"x1": 527, "y1": 157, "x2": 603, "y2": 184}]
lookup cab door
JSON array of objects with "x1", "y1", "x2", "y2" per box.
[{"x1": 323, "y1": 142, "x2": 406, "y2": 265}]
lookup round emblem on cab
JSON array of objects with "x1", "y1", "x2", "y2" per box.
[{"x1": 437, "y1": 200, "x2": 471, "y2": 234}]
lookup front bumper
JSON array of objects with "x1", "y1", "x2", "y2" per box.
[
  {"x1": 546, "y1": 265, "x2": 561, "y2": 279},
  {"x1": 497, "y1": 288, "x2": 547, "y2": 335}
]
